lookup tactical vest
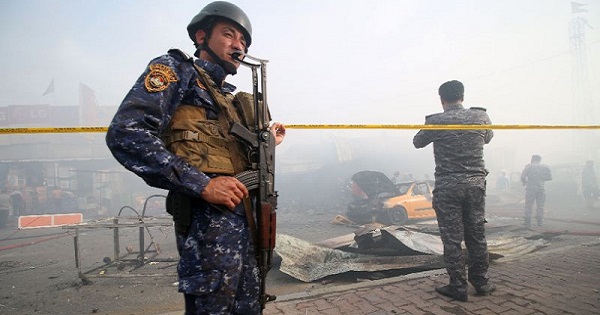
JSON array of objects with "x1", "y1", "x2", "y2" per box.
[{"x1": 162, "y1": 63, "x2": 256, "y2": 176}]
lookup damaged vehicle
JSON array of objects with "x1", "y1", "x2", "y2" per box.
[{"x1": 346, "y1": 170, "x2": 436, "y2": 225}]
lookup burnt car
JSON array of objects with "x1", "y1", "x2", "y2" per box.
[{"x1": 346, "y1": 170, "x2": 436, "y2": 225}]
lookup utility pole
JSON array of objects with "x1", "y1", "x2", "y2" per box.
[{"x1": 569, "y1": 2, "x2": 597, "y2": 160}]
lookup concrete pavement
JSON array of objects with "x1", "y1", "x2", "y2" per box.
[
  {"x1": 161, "y1": 239, "x2": 600, "y2": 314},
  {"x1": 3, "y1": 208, "x2": 599, "y2": 314},
  {"x1": 262, "y1": 240, "x2": 600, "y2": 315}
]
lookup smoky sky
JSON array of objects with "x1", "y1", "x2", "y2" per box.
[{"x1": 1, "y1": 0, "x2": 599, "y2": 194}]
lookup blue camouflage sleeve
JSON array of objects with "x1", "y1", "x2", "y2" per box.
[{"x1": 105, "y1": 54, "x2": 211, "y2": 197}]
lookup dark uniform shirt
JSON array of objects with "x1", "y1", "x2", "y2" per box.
[
  {"x1": 521, "y1": 162, "x2": 552, "y2": 191},
  {"x1": 106, "y1": 49, "x2": 235, "y2": 198},
  {"x1": 582, "y1": 165, "x2": 596, "y2": 188},
  {"x1": 413, "y1": 104, "x2": 493, "y2": 190}
]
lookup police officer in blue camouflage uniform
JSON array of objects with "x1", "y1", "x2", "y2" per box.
[
  {"x1": 413, "y1": 80, "x2": 495, "y2": 302},
  {"x1": 106, "y1": 1, "x2": 285, "y2": 314},
  {"x1": 520, "y1": 155, "x2": 552, "y2": 227}
]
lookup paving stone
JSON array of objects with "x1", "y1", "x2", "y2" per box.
[{"x1": 260, "y1": 241, "x2": 600, "y2": 315}]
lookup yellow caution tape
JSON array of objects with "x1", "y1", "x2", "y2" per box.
[
  {"x1": 285, "y1": 124, "x2": 600, "y2": 130},
  {"x1": 0, "y1": 124, "x2": 599, "y2": 135},
  {"x1": 0, "y1": 127, "x2": 108, "y2": 134}
]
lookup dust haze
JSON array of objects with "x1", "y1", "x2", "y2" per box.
[{"x1": 0, "y1": 0, "x2": 599, "y2": 217}]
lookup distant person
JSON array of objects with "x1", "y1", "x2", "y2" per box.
[
  {"x1": 520, "y1": 155, "x2": 552, "y2": 227},
  {"x1": 581, "y1": 160, "x2": 598, "y2": 209},
  {"x1": 413, "y1": 80, "x2": 495, "y2": 302},
  {"x1": 0, "y1": 189, "x2": 11, "y2": 228},
  {"x1": 10, "y1": 189, "x2": 25, "y2": 217},
  {"x1": 496, "y1": 171, "x2": 509, "y2": 191}
]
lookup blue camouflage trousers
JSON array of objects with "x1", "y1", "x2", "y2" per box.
[
  {"x1": 176, "y1": 204, "x2": 261, "y2": 315},
  {"x1": 432, "y1": 185, "x2": 490, "y2": 288}
]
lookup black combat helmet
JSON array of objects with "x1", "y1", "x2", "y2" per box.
[{"x1": 187, "y1": 1, "x2": 252, "y2": 48}]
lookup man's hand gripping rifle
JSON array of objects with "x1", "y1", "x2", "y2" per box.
[{"x1": 230, "y1": 52, "x2": 277, "y2": 309}]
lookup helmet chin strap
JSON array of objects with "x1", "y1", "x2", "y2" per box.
[{"x1": 198, "y1": 43, "x2": 238, "y2": 75}]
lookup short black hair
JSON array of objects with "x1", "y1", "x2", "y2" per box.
[
  {"x1": 532, "y1": 155, "x2": 542, "y2": 162},
  {"x1": 438, "y1": 80, "x2": 464, "y2": 102}
]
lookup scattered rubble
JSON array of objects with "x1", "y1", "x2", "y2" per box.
[{"x1": 275, "y1": 221, "x2": 552, "y2": 282}]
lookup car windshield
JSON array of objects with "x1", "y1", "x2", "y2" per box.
[{"x1": 396, "y1": 183, "x2": 412, "y2": 195}]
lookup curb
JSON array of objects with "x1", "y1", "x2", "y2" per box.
[{"x1": 274, "y1": 268, "x2": 446, "y2": 303}]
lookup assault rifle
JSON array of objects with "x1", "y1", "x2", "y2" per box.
[{"x1": 230, "y1": 52, "x2": 277, "y2": 309}]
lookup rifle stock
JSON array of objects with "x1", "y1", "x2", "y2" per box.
[{"x1": 257, "y1": 201, "x2": 276, "y2": 307}]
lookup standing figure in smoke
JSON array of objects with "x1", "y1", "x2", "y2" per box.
[
  {"x1": 520, "y1": 155, "x2": 552, "y2": 227},
  {"x1": 413, "y1": 80, "x2": 495, "y2": 302}
]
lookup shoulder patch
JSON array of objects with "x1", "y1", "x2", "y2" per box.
[
  {"x1": 470, "y1": 107, "x2": 487, "y2": 111},
  {"x1": 144, "y1": 63, "x2": 178, "y2": 92}
]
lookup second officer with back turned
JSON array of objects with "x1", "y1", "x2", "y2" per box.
[{"x1": 413, "y1": 80, "x2": 495, "y2": 302}]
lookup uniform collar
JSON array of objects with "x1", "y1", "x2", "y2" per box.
[
  {"x1": 194, "y1": 59, "x2": 237, "y2": 93},
  {"x1": 444, "y1": 103, "x2": 464, "y2": 111}
]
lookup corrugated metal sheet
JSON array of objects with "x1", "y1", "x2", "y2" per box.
[{"x1": 275, "y1": 225, "x2": 549, "y2": 282}]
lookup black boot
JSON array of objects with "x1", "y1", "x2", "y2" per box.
[
  {"x1": 435, "y1": 285, "x2": 468, "y2": 302},
  {"x1": 474, "y1": 283, "x2": 496, "y2": 296}
]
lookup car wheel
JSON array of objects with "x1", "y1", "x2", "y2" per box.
[{"x1": 387, "y1": 207, "x2": 408, "y2": 225}]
